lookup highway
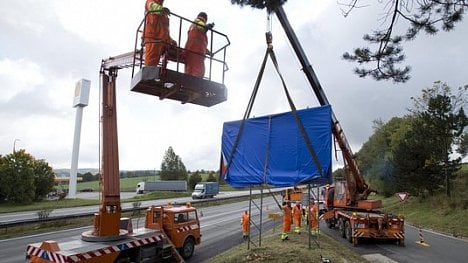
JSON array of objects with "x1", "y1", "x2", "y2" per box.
[
  {"x1": 1, "y1": 195, "x2": 467, "y2": 262},
  {"x1": 0, "y1": 190, "x2": 267, "y2": 224},
  {"x1": 321, "y1": 221, "x2": 467, "y2": 263},
  {"x1": 0, "y1": 197, "x2": 282, "y2": 263}
]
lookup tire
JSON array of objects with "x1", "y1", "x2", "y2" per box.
[
  {"x1": 179, "y1": 237, "x2": 195, "y2": 259},
  {"x1": 396, "y1": 239, "x2": 405, "y2": 247},
  {"x1": 325, "y1": 218, "x2": 335, "y2": 229},
  {"x1": 339, "y1": 218, "x2": 346, "y2": 238},
  {"x1": 345, "y1": 221, "x2": 352, "y2": 243}
]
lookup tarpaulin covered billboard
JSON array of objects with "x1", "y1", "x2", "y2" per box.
[{"x1": 221, "y1": 105, "x2": 332, "y2": 187}]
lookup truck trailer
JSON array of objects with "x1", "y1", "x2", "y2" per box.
[{"x1": 136, "y1": 181, "x2": 188, "y2": 194}]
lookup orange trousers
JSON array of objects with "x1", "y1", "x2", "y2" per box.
[{"x1": 145, "y1": 42, "x2": 165, "y2": 66}]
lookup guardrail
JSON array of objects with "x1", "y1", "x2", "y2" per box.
[{"x1": 0, "y1": 189, "x2": 284, "y2": 232}]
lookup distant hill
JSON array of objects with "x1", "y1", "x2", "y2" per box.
[
  {"x1": 54, "y1": 169, "x2": 160, "y2": 178},
  {"x1": 54, "y1": 168, "x2": 99, "y2": 177}
]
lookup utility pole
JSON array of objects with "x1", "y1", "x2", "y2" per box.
[{"x1": 69, "y1": 79, "x2": 91, "y2": 199}]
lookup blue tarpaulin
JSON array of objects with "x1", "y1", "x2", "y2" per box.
[{"x1": 221, "y1": 105, "x2": 332, "y2": 187}]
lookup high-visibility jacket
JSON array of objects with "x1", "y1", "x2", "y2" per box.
[
  {"x1": 241, "y1": 212, "x2": 250, "y2": 233},
  {"x1": 143, "y1": 0, "x2": 172, "y2": 66},
  {"x1": 309, "y1": 203, "x2": 319, "y2": 230},
  {"x1": 293, "y1": 204, "x2": 302, "y2": 227},
  {"x1": 184, "y1": 17, "x2": 208, "y2": 77},
  {"x1": 282, "y1": 205, "x2": 292, "y2": 233}
]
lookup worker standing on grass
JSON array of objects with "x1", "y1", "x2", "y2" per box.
[
  {"x1": 184, "y1": 12, "x2": 212, "y2": 77},
  {"x1": 240, "y1": 210, "x2": 250, "y2": 241},
  {"x1": 293, "y1": 201, "x2": 302, "y2": 234},
  {"x1": 281, "y1": 202, "x2": 292, "y2": 240},
  {"x1": 309, "y1": 198, "x2": 319, "y2": 234},
  {"x1": 143, "y1": 0, "x2": 176, "y2": 66}
]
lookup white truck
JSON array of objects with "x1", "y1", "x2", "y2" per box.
[
  {"x1": 191, "y1": 182, "x2": 219, "y2": 199},
  {"x1": 136, "y1": 181, "x2": 187, "y2": 194}
]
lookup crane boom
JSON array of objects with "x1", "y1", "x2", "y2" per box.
[{"x1": 274, "y1": 6, "x2": 373, "y2": 204}]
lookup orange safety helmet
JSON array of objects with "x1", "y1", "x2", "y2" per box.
[{"x1": 197, "y1": 12, "x2": 208, "y2": 23}]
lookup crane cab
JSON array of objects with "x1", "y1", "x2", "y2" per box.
[{"x1": 131, "y1": 11, "x2": 230, "y2": 107}]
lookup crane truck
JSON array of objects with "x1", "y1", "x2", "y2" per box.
[
  {"x1": 266, "y1": 3, "x2": 405, "y2": 246},
  {"x1": 26, "y1": 10, "x2": 230, "y2": 263}
]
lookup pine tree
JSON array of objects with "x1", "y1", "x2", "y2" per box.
[{"x1": 230, "y1": 0, "x2": 468, "y2": 82}]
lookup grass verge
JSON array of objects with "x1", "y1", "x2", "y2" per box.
[
  {"x1": 375, "y1": 194, "x2": 468, "y2": 238},
  {"x1": 0, "y1": 191, "x2": 192, "y2": 214},
  {"x1": 0, "y1": 194, "x2": 259, "y2": 240},
  {"x1": 208, "y1": 227, "x2": 366, "y2": 263}
]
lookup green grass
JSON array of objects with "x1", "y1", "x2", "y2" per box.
[
  {"x1": 208, "y1": 226, "x2": 366, "y2": 263},
  {"x1": 0, "y1": 195, "x2": 258, "y2": 240},
  {"x1": 72, "y1": 175, "x2": 239, "y2": 193},
  {"x1": 0, "y1": 191, "x2": 191, "y2": 213},
  {"x1": 375, "y1": 193, "x2": 468, "y2": 238},
  {"x1": 64, "y1": 176, "x2": 158, "y2": 192},
  {"x1": 0, "y1": 199, "x2": 100, "y2": 213}
]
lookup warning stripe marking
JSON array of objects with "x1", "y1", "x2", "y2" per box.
[{"x1": 26, "y1": 234, "x2": 165, "y2": 262}]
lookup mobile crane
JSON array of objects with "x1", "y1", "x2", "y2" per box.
[
  {"x1": 230, "y1": 1, "x2": 404, "y2": 246},
  {"x1": 273, "y1": 4, "x2": 405, "y2": 246},
  {"x1": 26, "y1": 10, "x2": 230, "y2": 263}
]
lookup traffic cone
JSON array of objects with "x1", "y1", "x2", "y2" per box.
[
  {"x1": 418, "y1": 227, "x2": 424, "y2": 244},
  {"x1": 415, "y1": 226, "x2": 430, "y2": 247}
]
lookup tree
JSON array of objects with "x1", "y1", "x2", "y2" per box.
[
  {"x1": 342, "y1": 1, "x2": 468, "y2": 82},
  {"x1": 2, "y1": 150, "x2": 35, "y2": 204},
  {"x1": 412, "y1": 82, "x2": 467, "y2": 196},
  {"x1": 230, "y1": 0, "x2": 287, "y2": 12},
  {"x1": 230, "y1": 0, "x2": 468, "y2": 83},
  {"x1": 159, "y1": 146, "x2": 188, "y2": 181},
  {"x1": 356, "y1": 117, "x2": 412, "y2": 196},
  {"x1": 33, "y1": 159, "x2": 55, "y2": 201},
  {"x1": 0, "y1": 150, "x2": 57, "y2": 204},
  {"x1": 207, "y1": 172, "x2": 217, "y2": 182},
  {"x1": 188, "y1": 171, "x2": 202, "y2": 190},
  {"x1": 81, "y1": 172, "x2": 97, "y2": 182},
  {"x1": 393, "y1": 82, "x2": 467, "y2": 196},
  {"x1": 391, "y1": 118, "x2": 443, "y2": 196},
  {"x1": 0, "y1": 154, "x2": 7, "y2": 202}
]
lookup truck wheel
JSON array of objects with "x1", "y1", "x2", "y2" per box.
[
  {"x1": 339, "y1": 219, "x2": 346, "y2": 238},
  {"x1": 345, "y1": 221, "x2": 352, "y2": 243},
  {"x1": 396, "y1": 239, "x2": 405, "y2": 247},
  {"x1": 179, "y1": 237, "x2": 195, "y2": 259},
  {"x1": 325, "y1": 219, "x2": 334, "y2": 229}
]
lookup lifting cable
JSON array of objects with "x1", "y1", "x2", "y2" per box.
[{"x1": 223, "y1": 27, "x2": 323, "y2": 183}]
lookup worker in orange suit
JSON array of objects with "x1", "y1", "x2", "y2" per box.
[
  {"x1": 293, "y1": 201, "x2": 302, "y2": 234},
  {"x1": 143, "y1": 0, "x2": 176, "y2": 66},
  {"x1": 281, "y1": 202, "x2": 292, "y2": 241},
  {"x1": 309, "y1": 198, "x2": 319, "y2": 234},
  {"x1": 184, "y1": 12, "x2": 212, "y2": 77},
  {"x1": 240, "y1": 210, "x2": 250, "y2": 241}
]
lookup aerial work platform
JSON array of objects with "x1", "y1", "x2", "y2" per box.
[
  {"x1": 131, "y1": 66, "x2": 227, "y2": 107},
  {"x1": 129, "y1": 11, "x2": 230, "y2": 107}
]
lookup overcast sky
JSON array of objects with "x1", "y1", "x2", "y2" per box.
[{"x1": 1, "y1": 0, "x2": 467, "y2": 172}]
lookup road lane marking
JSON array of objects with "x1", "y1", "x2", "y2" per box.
[{"x1": 362, "y1": 254, "x2": 398, "y2": 263}]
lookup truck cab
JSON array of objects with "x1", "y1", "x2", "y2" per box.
[
  {"x1": 191, "y1": 182, "x2": 219, "y2": 199},
  {"x1": 281, "y1": 187, "x2": 304, "y2": 202},
  {"x1": 145, "y1": 204, "x2": 201, "y2": 259}
]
